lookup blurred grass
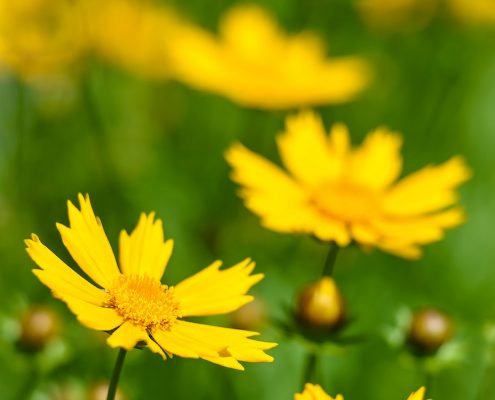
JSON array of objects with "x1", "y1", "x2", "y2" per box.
[{"x1": 1, "y1": 0, "x2": 495, "y2": 399}]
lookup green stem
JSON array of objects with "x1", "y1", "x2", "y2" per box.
[
  {"x1": 302, "y1": 350, "x2": 318, "y2": 385},
  {"x1": 107, "y1": 349, "x2": 127, "y2": 400},
  {"x1": 321, "y1": 242, "x2": 340, "y2": 277}
]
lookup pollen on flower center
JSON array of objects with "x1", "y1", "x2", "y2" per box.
[
  {"x1": 311, "y1": 182, "x2": 379, "y2": 221},
  {"x1": 107, "y1": 275, "x2": 181, "y2": 332}
]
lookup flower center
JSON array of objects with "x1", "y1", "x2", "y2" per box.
[
  {"x1": 311, "y1": 182, "x2": 379, "y2": 222},
  {"x1": 107, "y1": 275, "x2": 180, "y2": 332}
]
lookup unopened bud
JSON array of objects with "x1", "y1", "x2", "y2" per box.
[
  {"x1": 296, "y1": 277, "x2": 345, "y2": 330},
  {"x1": 409, "y1": 308, "x2": 453, "y2": 353},
  {"x1": 19, "y1": 306, "x2": 60, "y2": 352},
  {"x1": 87, "y1": 381, "x2": 126, "y2": 400},
  {"x1": 231, "y1": 298, "x2": 267, "y2": 331}
]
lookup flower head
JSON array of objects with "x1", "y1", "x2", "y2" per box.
[
  {"x1": 83, "y1": 0, "x2": 176, "y2": 79},
  {"x1": 295, "y1": 384, "x2": 343, "y2": 400},
  {"x1": 0, "y1": 0, "x2": 87, "y2": 78},
  {"x1": 166, "y1": 4, "x2": 370, "y2": 109},
  {"x1": 295, "y1": 384, "x2": 426, "y2": 400},
  {"x1": 25, "y1": 194, "x2": 276, "y2": 370},
  {"x1": 226, "y1": 110, "x2": 471, "y2": 259},
  {"x1": 447, "y1": 0, "x2": 495, "y2": 26}
]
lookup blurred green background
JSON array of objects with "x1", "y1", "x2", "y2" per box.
[{"x1": 1, "y1": 0, "x2": 495, "y2": 399}]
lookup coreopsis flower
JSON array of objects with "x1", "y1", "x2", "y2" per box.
[
  {"x1": 25, "y1": 194, "x2": 276, "y2": 370},
  {"x1": 295, "y1": 384, "x2": 343, "y2": 400},
  {"x1": 447, "y1": 0, "x2": 495, "y2": 26},
  {"x1": 166, "y1": 4, "x2": 370, "y2": 109},
  {"x1": 0, "y1": 0, "x2": 87, "y2": 79},
  {"x1": 82, "y1": 0, "x2": 176, "y2": 79},
  {"x1": 357, "y1": 0, "x2": 438, "y2": 31},
  {"x1": 226, "y1": 110, "x2": 471, "y2": 259},
  {"x1": 295, "y1": 384, "x2": 426, "y2": 400}
]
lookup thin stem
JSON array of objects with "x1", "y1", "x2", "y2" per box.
[
  {"x1": 302, "y1": 350, "x2": 318, "y2": 385},
  {"x1": 321, "y1": 242, "x2": 340, "y2": 277},
  {"x1": 107, "y1": 349, "x2": 127, "y2": 400}
]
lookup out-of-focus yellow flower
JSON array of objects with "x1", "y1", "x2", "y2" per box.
[
  {"x1": 447, "y1": 0, "x2": 495, "y2": 26},
  {"x1": 83, "y1": 0, "x2": 176, "y2": 79},
  {"x1": 295, "y1": 384, "x2": 343, "y2": 400},
  {"x1": 226, "y1": 110, "x2": 471, "y2": 259},
  {"x1": 166, "y1": 4, "x2": 371, "y2": 109},
  {"x1": 25, "y1": 194, "x2": 276, "y2": 370},
  {"x1": 357, "y1": 0, "x2": 438, "y2": 31},
  {"x1": 295, "y1": 384, "x2": 426, "y2": 400},
  {"x1": 0, "y1": 0, "x2": 87, "y2": 78}
]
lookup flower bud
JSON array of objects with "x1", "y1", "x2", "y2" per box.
[
  {"x1": 19, "y1": 306, "x2": 60, "y2": 352},
  {"x1": 231, "y1": 298, "x2": 267, "y2": 331},
  {"x1": 87, "y1": 381, "x2": 126, "y2": 400},
  {"x1": 408, "y1": 308, "x2": 453, "y2": 353},
  {"x1": 296, "y1": 277, "x2": 345, "y2": 330}
]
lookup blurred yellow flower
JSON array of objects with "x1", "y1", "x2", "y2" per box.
[
  {"x1": 226, "y1": 110, "x2": 471, "y2": 259},
  {"x1": 447, "y1": 0, "x2": 495, "y2": 26},
  {"x1": 166, "y1": 4, "x2": 371, "y2": 109},
  {"x1": 357, "y1": 0, "x2": 438, "y2": 31},
  {"x1": 0, "y1": 0, "x2": 87, "y2": 78},
  {"x1": 295, "y1": 384, "x2": 343, "y2": 400},
  {"x1": 83, "y1": 0, "x2": 176, "y2": 79},
  {"x1": 295, "y1": 384, "x2": 426, "y2": 400},
  {"x1": 25, "y1": 194, "x2": 276, "y2": 370}
]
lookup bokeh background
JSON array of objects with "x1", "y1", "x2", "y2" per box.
[{"x1": 1, "y1": 0, "x2": 495, "y2": 399}]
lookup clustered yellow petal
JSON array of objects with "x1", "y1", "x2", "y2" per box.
[
  {"x1": 25, "y1": 194, "x2": 276, "y2": 370},
  {"x1": 226, "y1": 110, "x2": 471, "y2": 259},
  {"x1": 295, "y1": 384, "x2": 426, "y2": 400},
  {"x1": 165, "y1": 4, "x2": 371, "y2": 109}
]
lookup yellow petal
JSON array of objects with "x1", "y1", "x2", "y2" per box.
[
  {"x1": 407, "y1": 387, "x2": 426, "y2": 400},
  {"x1": 57, "y1": 194, "x2": 120, "y2": 288},
  {"x1": 383, "y1": 156, "x2": 472, "y2": 216},
  {"x1": 63, "y1": 296, "x2": 123, "y2": 331},
  {"x1": 151, "y1": 329, "x2": 200, "y2": 358},
  {"x1": 277, "y1": 110, "x2": 340, "y2": 186},
  {"x1": 173, "y1": 320, "x2": 276, "y2": 364},
  {"x1": 174, "y1": 258, "x2": 263, "y2": 317},
  {"x1": 294, "y1": 383, "x2": 341, "y2": 400},
  {"x1": 119, "y1": 212, "x2": 173, "y2": 280},
  {"x1": 107, "y1": 321, "x2": 149, "y2": 350},
  {"x1": 25, "y1": 234, "x2": 107, "y2": 305},
  {"x1": 348, "y1": 127, "x2": 403, "y2": 190}
]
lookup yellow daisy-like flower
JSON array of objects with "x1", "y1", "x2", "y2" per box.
[
  {"x1": 0, "y1": 0, "x2": 87, "y2": 79},
  {"x1": 295, "y1": 384, "x2": 426, "y2": 400},
  {"x1": 295, "y1": 384, "x2": 343, "y2": 400},
  {"x1": 226, "y1": 110, "x2": 471, "y2": 259},
  {"x1": 25, "y1": 194, "x2": 276, "y2": 370},
  {"x1": 82, "y1": 0, "x2": 175, "y2": 79},
  {"x1": 166, "y1": 4, "x2": 370, "y2": 109}
]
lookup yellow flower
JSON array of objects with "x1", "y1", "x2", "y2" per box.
[
  {"x1": 25, "y1": 194, "x2": 276, "y2": 370},
  {"x1": 295, "y1": 384, "x2": 343, "y2": 400},
  {"x1": 226, "y1": 110, "x2": 471, "y2": 259},
  {"x1": 357, "y1": 0, "x2": 438, "y2": 31},
  {"x1": 447, "y1": 0, "x2": 495, "y2": 26},
  {"x1": 82, "y1": 0, "x2": 175, "y2": 79},
  {"x1": 295, "y1": 384, "x2": 426, "y2": 400},
  {"x1": 407, "y1": 387, "x2": 426, "y2": 400},
  {"x1": 166, "y1": 4, "x2": 370, "y2": 109},
  {"x1": 0, "y1": 0, "x2": 87, "y2": 78}
]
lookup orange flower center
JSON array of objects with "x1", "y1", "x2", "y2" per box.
[
  {"x1": 311, "y1": 182, "x2": 379, "y2": 222},
  {"x1": 107, "y1": 275, "x2": 181, "y2": 332}
]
